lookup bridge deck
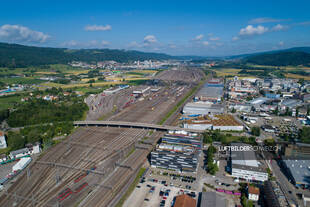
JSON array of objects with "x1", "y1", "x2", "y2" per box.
[{"x1": 73, "y1": 121, "x2": 203, "y2": 133}]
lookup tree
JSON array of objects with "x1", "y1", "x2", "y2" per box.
[
  {"x1": 7, "y1": 131, "x2": 25, "y2": 150},
  {"x1": 251, "y1": 126, "x2": 260, "y2": 136},
  {"x1": 0, "y1": 109, "x2": 9, "y2": 122},
  {"x1": 299, "y1": 127, "x2": 310, "y2": 143},
  {"x1": 203, "y1": 131, "x2": 212, "y2": 143},
  {"x1": 273, "y1": 106, "x2": 279, "y2": 115},
  {"x1": 231, "y1": 108, "x2": 236, "y2": 113}
]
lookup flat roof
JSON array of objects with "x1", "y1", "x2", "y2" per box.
[
  {"x1": 200, "y1": 192, "x2": 227, "y2": 207},
  {"x1": 196, "y1": 84, "x2": 223, "y2": 99},
  {"x1": 231, "y1": 143, "x2": 259, "y2": 167},
  {"x1": 186, "y1": 114, "x2": 242, "y2": 127},
  {"x1": 283, "y1": 159, "x2": 310, "y2": 184}
]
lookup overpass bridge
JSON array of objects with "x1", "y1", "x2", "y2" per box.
[{"x1": 73, "y1": 121, "x2": 204, "y2": 133}]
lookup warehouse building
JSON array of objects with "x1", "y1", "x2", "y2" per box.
[
  {"x1": 195, "y1": 81, "x2": 224, "y2": 103},
  {"x1": 183, "y1": 102, "x2": 224, "y2": 115},
  {"x1": 198, "y1": 192, "x2": 227, "y2": 207},
  {"x1": 229, "y1": 143, "x2": 268, "y2": 182},
  {"x1": 162, "y1": 134, "x2": 202, "y2": 150},
  {"x1": 132, "y1": 86, "x2": 150, "y2": 94},
  {"x1": 183, "y1": 114, "x2": 244, "y2": 131},
  {"x1": 282, "y1": 159, "x2": 310, "y2": 188}
]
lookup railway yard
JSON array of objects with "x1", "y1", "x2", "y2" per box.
[
  {"x1": 0, "y1": 69, "x2": 205, "y2": 207},
  {"x1": 154, "y1": 68, "x2": 204, "y2": 83}
]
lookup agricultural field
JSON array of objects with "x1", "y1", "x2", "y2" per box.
[
  {"x1": 285, "y1": 73, "x2": 310, "y2": 80},
  {"x1": 211, "y1": 68, "x2": 242, "y2": 77}
]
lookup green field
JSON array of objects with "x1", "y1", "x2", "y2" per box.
[
  {"x1": 0, "y1": 95, "x2": 22, "y2": 110},
  {"x1": 0, "y1": 77, "x2": 46, "y2": 85}
]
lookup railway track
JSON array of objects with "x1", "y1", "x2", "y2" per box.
[{"x1": 0, "y1": 72, "x2": 203, "y2": 207}]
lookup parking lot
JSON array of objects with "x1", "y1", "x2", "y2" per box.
[{"x1": 123, "y1": 179, "x2": 197, "y2": 207}]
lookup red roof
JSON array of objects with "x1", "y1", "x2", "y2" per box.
[
  {"x1": 248, "y1": 185, "x2": 260, "y2": 195},
  {"x1": 174, "y1": 194, "x2": 196, "y2": 207}
]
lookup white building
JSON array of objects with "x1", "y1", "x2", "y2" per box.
[
  {"x1": 248, "y1": 185, "x2": 260, "y2": 201},
  {"x1": 230, "y1": 143, "x2": 268, "y2": 182},
  {"x1": 0, "y1": 131, "x2": 7, "y2": 149},
  {"x1": 9, "y1": 144, "x2": 41, "y2": 159},
  {"x1": 183, "y1": 102, "x2": 224, "y2": 115}
]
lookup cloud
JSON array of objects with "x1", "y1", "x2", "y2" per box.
[
  {"x1": 232, "y1": 36, "x2": 239, "y2": 41},
  {"x1": 297, "y1": 21, "x2": 310, "y2": 26},
  {"x1": 278, "y1": 41, "x2": 284, "y2": 46},
  {"x1": 271, "y1": 24, "x2": 288, "y2": 31},
  {"x1": 239, "y1": 25, "x2": 268, "y2": 36},
  {"x1": 202, "y1": 41, "x2": 209, "y2": 46},
  {"x1": 128, "y1": 41, "x2": 141, "y2": 48},
  {"x1": 168, "y1": 44, "x2": 177, "y2": 49},
  {"x1": 62, "y1": 40, "x2": 78, "y2": 47},
  {"x1": 84, "y1": 24, "x2": 112, "y2": 31},
  {"x1": 143, "y1": 35, "x2": 157, "y2": 45},
  {"x1": 61, "y1": 40, "x2": 110, "y2": 48},
  {"x1": 0, "y1": 24, "x2": 49, "y2": 43},
  {"x1": 193, "y1": 34, "x2": 204, "y2": 41},
  {"x1": 101, "y1": 40, "x2": 110, "y2": 46},
  {"x1": 209, "y1": 37, "x2": 220, "y2": 41},
  {"x1": 249, "y1": 17, "x2": 288, "y2": 24}
]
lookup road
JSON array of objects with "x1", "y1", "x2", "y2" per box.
[{"x1": 268, "y1": 156, "x2": 302, "y2": 206}]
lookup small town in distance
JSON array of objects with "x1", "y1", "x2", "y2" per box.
[{"x1": 1, "y1": 1, "x2": 310, "y2": 207}]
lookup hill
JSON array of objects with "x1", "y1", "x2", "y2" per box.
[
  {"x1": 225, "y1": 46, "x2": 310, "y2": 60},
  {"x1": 244, "y1": 51, "x2": 310, "y2": 66},
  {"x1": 0, "y1": 42, "x2": 174, "y2": 67}
]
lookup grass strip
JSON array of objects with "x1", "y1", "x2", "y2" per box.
[{"x1": 115, "y1": 167, "x2": 146, "y2": 207}]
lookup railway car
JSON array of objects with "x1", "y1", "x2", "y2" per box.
[
  {"x1": 74, "y1": 182, "x2": 88, "y2": 193},
  {"x1": 57, "y1": 188, "x2": 73, "y2": 201},
  {"x1": 74, "y1": 173, "x2": 87, "y2": 183}
]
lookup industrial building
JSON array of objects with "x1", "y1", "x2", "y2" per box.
[
  {"x1": 150, "y1": 132, "x2": 201, "y2": 173},
  {"x1": 104, "y1": 85, "x2": 129, "y2": 94},
  {"x1": 9, "y1": 144, "x2": 41, "y2": 159},
  {"x1": 198, "y1": 192, "x2": 227, "y2": 207},
  {"x1": 229, "y1": 143, "x2": 268, "y2": 182},
  {"x1": 132, "y1": 86, "x2": 150, "y2": 94},
  {"x1": 282, "y1": 159, "x2": 310, "y2": 188},
  {"x1": 150, "y1": 150, "x2": 198, "y2": 172},
  {"x1": 183, "y1": 114, "x2": 244, "y2": 131},
  {"x1": 182, "y1": 102, "x2": 224, "y2": 115},
  {"x1": 161, "y1": 134, "x2": 202, "y2": 150},
  {"x1": 195, "y1": 80, "x2": 224, "y2": 103}
]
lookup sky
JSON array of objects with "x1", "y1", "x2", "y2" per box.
[{"x1": 0, "y1": 0, "x2": 310, "y2": 56}]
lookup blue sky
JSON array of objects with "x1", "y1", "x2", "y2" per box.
[{"x1": 0, "y1": 0, "x2": 310, "y2": 56}]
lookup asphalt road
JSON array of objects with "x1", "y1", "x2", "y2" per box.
[{"x1": 269, "y1": 156, "x2": 302, "y2": 207}]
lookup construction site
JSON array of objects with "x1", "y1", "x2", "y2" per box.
[{"x1": 0, "y1": 69, "x2": 205, "y2": 207}]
